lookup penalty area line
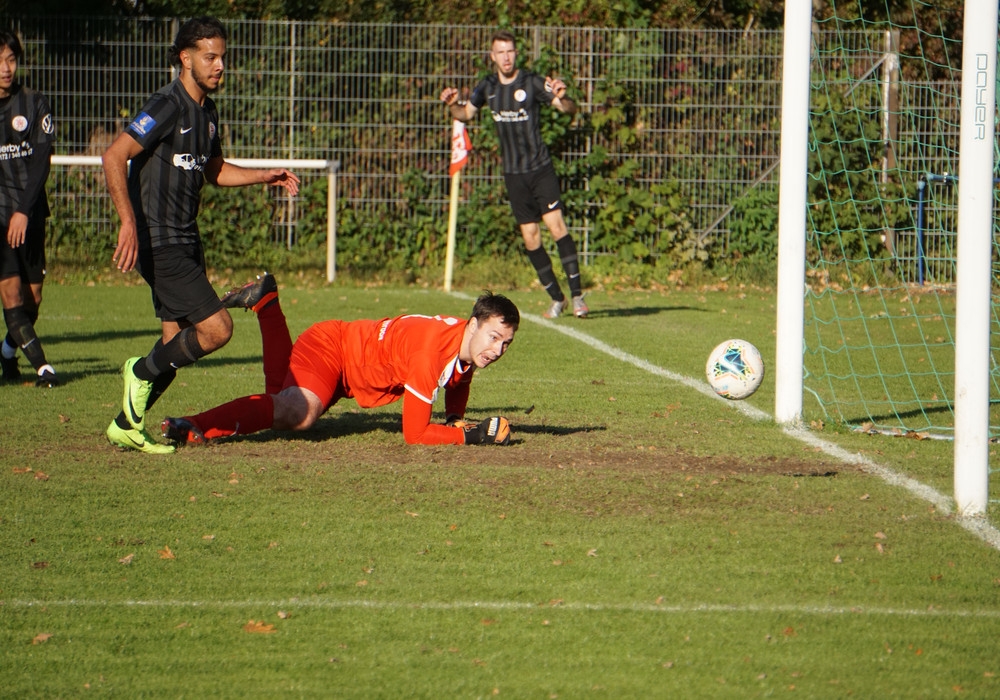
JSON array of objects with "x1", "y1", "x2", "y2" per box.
[
  {"x1": 468, "y1": 296, "x2": 1000, "y2": 553},
  {"x1": 8, "y1": 598, "x2": 1000, "y2": 619}
]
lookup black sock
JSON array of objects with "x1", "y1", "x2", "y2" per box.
[
  {"x1": 3, "y1": 305, "x2": 48, "y2": 371},
  {"x1": 145, "y1": 369, "x2": 176, "y2": 411},
  {"x1": 557, "y1": 236, "x2": 583, "y2": 298},
  {"x1": 526, "y1": 246, "x2": 564, "y2": 302},
  {"x1": 139, "y1": 328, "x2": 207, "y2": 379}
]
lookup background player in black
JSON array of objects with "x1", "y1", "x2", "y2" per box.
[
  {"x1": 102, "y1": 16, "x2": 300, "y2": 453},
  {"x1": 0, "y1": 30, "x2": 57, "y2": 387},
  {"x1": 440, "y1": 30, "x2": 588, "y2": 319}
]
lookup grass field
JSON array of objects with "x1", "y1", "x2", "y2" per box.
[{"x1": 3, "y1": 280, "x2": 1000, "y2": 697}]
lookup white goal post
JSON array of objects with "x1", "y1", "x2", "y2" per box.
[
  {"x1": 775, "y1": 1, "x2": 999, "y2": 515},
  {"x1": 953, "y1": 0, "x2": 999, "y2": 515},
  {"x1": 51, "y1": 155, "x2": 341, "y2": 282}
]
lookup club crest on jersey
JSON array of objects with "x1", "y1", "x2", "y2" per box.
[
  {"x1": 209, "y1": 122, "x2": 216, "y2": 140},
  {"x1": 514, "y1": 89, "x2": 527, "y2": 102},
  {"x1": 130, "y1": 112, "x2": 156, "y2": 137},
  {"x1": 41, "y1": 114, "x2": 54, "y2": 135},
  {"x1": 11, "y1": 115, "x2": 27, "y2": 132}
]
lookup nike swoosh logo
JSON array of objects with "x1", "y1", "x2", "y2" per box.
[
  {"x1": 547, "y1": 201, "x2": 559, "y2": 209},
  {"x1": 112, "y1": 427, "x2": 145, "y2": 449},
  {"x1": 180, "y1": 127, "x2": 193, "y2": 134},
  {"x1": 126, "y1": 395, "x2": 143, "y2": 425}
]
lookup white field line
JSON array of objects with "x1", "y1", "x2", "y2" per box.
[
  {"x1": 493, "y1": 302, "x2": 1000, "y2": 553},
  {"x1": 8, "y1": 598, "x2": 1000, "y2": 619}
]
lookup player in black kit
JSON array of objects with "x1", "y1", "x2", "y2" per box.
[
  {"x1": 102, "y1": 16, "x2": 300, "y2": 453},
  {"x1": 0, "y1": 30, "x2": 58, "y2": 387},
  {"x1": 440, "y1": 30, "x2": 588, "y2": 320}
]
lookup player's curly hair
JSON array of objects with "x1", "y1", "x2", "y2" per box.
[
  {"x1": 168, "y1": 16, "x2": 228, "y2": 67},
  {"x1": 0, "y1": 31, "x2": 23, "y2": 60},
  {"x1": 472, "y1": 291, "x2": 519, "y2": 331}
]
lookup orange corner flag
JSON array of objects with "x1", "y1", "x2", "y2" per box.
[{"x1": 449, "y1": 120, "x2": 472, "y2": 176}]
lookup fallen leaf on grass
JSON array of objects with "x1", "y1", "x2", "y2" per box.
[
  {"x1": 405, "y1": 511, "x2": 420, "y2": 517},
  {"x1": 31, "y1": 633, "x2": 52, "y2": 645},
  {"x1": 277, "y1": 611, "x2": 290, "y2": 619},
  {"x1": 243, "y1": 620, "x2": 276, "y2": 634},
  {"x1": 158, "y1": 545, "x2": 175, "y2": 560},
  {"x1": 586, "y1": 549, "x2": 598, "y2": 557},
  {"x1": 32, "y1": 561, "x2": 49, "y2": 569},
  {"x1": 118, "y1": 553, "x2": 135, "y2": 565},
  {"x1": 33, "y1": 472, "x2": 49, "y2": 481},
  {"x1": 12, "y1": 467, "x2": 32, "y2": 474}
]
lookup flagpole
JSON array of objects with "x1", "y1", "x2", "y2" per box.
[
  {"x1": 444, "y1": 119, "x2": 471, "y2": 293},
  {"x1": 444, "y1": 169, "x2": 460, "y2": 293}
]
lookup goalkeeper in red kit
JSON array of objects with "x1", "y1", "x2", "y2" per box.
[{"x1": 160, "y1": 276, "x2": 517, "y2": 447}]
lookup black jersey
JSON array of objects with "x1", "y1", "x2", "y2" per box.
[
  {"x1": 0, "y1": 85, "x2": 54, "y2": 222},
  {"x1": 469, "y1": 70, "x2": 555, "y2": 175},
  {"x1": 125, "y1": 79, "x2": 222, "y2": 248}
]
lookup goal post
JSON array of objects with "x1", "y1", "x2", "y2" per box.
[
  {"x1": 50, "y1": 155, "x2": 340, "y2": 282},
  {"x1": 774, "y1": 0, "x2": 813, "y2": 426},
  {"x1": 777, "y1": 1, "x2": 998, "y2": 515},
  {"x1": 954, "y1": 0, "x2": 998, "y2": 515}
]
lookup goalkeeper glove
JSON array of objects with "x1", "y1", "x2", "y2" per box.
[{"x1": 462, "y1": 416, "x2": 511, "y2": 445}]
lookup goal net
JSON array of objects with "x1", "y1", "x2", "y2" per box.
[{"x1": 801, "y1": 2, "x2": 998, "y2": 439}]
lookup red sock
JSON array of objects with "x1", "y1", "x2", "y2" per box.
[
  {"x1": 191, "y1": 393, "x2": 274, "y2": 440},
  {"x1": 258, "y1": 302, "x2": 293, "y2": 395}
]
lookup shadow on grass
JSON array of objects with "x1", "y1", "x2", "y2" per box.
[
  {"x1": 219, "y1": 411, "x2": 604, "y2": 445},
  {"x1": 36, "y1": 354, "x2": 268, "y2": 385},
  {"x1": 580, "y1": 304, "x2": 704, "y2": 319}
]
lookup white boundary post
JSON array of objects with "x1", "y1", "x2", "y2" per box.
[
  {"x1": 953, "y1": 0, "x2": 998, "y2": 515},
  {"x1": 774, "y1": 2, "x2": 813, "y2": 425}
]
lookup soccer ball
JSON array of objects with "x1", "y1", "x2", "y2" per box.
[{"x1": 705, "y1": 339, "x2": 765, "y2": 400}]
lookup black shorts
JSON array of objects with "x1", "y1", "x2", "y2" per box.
[
  {"x1": 0, "y1": 221, "x2": 46, "y2": 284},
  {"x1": 137, "y1": 242, "x2": 223, "y2": 324},
  {"x1": 503, "y1": 164, "x2": 564, "y2": 225}
]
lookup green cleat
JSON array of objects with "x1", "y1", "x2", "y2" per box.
[
  {"x1": 106, "y1": 419, "x2": 175, "y2": 454},
  {"x1": 121, "y1": 357, "x2": 153, "y2": 429}
]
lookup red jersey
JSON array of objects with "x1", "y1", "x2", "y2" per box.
[{"x1": 288, "y1": 314, "x2": 474, "y2": 445}]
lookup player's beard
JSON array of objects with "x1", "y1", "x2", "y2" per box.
[
  {"x1": 497, "y1": 64, "x2": 517, "y2": 81},
  {"x1": 192, "y1": 64, "x2": 223, "y2": 94}
]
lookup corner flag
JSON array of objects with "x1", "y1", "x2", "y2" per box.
[{"x1": 449, "y1": 120, "x2": 472, "y2": 176}]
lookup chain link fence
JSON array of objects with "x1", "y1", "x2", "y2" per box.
[{"x1": 7, "y1": 17, "x2": 960, "y2": 271}]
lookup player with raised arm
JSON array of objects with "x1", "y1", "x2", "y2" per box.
[
  {"x1": 102, "y1": 16, "x2": 300, "y2": 453},
  {"x1": 162, "y1": 283, "x2": 517, "y2": 447},
  {"x1": 440, "y1": 30, "x2": 587, "y2": 319},
  {"x1": 0, "y1": 30, "x2": 58, "y2": 387}
]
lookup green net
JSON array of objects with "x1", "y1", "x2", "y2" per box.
[{"x1": 804, "y1": 1, "x2": 1000, "y2": 442}]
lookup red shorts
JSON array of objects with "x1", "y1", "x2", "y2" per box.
[{"x1": 284, "y1": 319, "x2": 349, "y2": 409}]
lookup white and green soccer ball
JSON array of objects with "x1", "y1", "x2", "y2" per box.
[{"x1": 705, "y1": 339, "x2": 765, "y2": 400}]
